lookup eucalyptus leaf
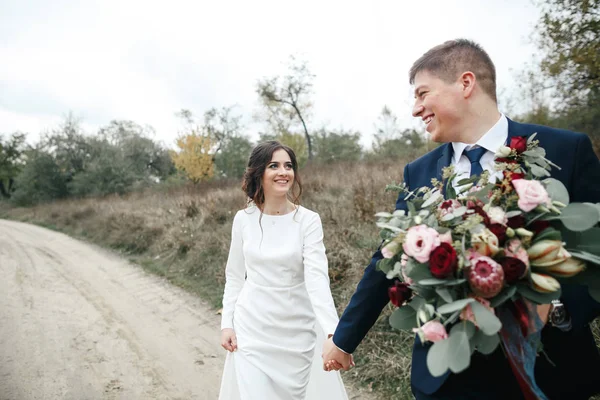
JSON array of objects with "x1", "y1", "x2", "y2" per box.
[
  {"x1": 447, "y1": 330, "x2": 471, "y2": 373},
  {"x1": 567, "y1": 250, "x2": 600, "y2": 265},
  {"x1": 437, "y1": 298, "x2": 475, "y2": 314},
  {"x1": 471, "y1": 331, "x2": 500, "y2": 355},
  {"x1": 562, "y1": 228, "x2": 600, "y2": 256},
  {"x1": 426, "y1": 338, "x2": 450, "y2": 377},
  {"x1": 527, "y1": 132, "x2": 538, "y2": 143},
  {"x1": 436, "y1": 287, "x2": 454, "y2": 303},
  {"x1": 471, "y1": 301, "x2": 502, "y2": 335},
  {"x1": 422, "y1": 190, "x2": 443, "y2": 208},
  {"x1": 375, "y1": 212, "x2": 393, "y2": 218},
  {"x1": 532, "y1": 227, "x2": 562, "y2": 243},
  {"x1": 406, "y1": 259, "x2": 434, "y2": 282},
  {"x1": 389, "y1": 306, "x2": 418, "y2": 330},
  {"x1": 517, "y1": 283, "x2": 561, "y2": 304},
  {"x1": 543, "y1": 178, "x2": 570, "y2": 205},
  {"x1": 490, "y1": 285, "x2": 518, "y2": 308},
  {"x1": 530, "y1": 164, "x2": 551, "y2": 177},
  {"x1": 548, "y1": 203, "x2": 600, "y2": 232},
  {"x1": 450, "y1": 320, "x2": 476, "y2": 339},
  {"x1": 506, "y1": 210, "x2": 523, "y2": 218},
  {"x1": 407, "y1": 296, "x2": 426, "y2": 311}
]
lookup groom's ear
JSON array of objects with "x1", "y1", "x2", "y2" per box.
[{"x1": 459, "y1": 71, "x2": 477, "y2": 99}]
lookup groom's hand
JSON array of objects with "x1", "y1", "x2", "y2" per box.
[{"x1": 322, "y1": 337, "x2": 353, "y2": 371}]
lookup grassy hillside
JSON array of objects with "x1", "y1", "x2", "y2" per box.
[{"x1": 2, "y1": 158, "x2": 598, "y2": 400}]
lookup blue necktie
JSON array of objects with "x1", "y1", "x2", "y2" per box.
[{"x1": 465, "y1": 147, "x2": 487, "y2": 177}]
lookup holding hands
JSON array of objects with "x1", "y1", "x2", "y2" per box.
[{"x1": 322, "y1": 336, "x2": 354, "y2": 372}]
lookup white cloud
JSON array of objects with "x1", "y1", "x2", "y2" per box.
[{"x1": 0, "y1": 0, "x2": 540, "y2": 148}]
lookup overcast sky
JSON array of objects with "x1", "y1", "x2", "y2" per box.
[{"x1": 0, "y1": 0, "x2": 540, "y2": 148}]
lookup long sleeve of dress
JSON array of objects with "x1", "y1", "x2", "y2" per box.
[
  {"x1": 221, "y1": 211, "x2": 246, "y2": 330},
  {"x1": 303, "y1": 212, "x2": 339, "y2": 336}
]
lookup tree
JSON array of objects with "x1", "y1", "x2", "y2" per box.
[
  {"x1": 256, "y1": 57, "x2": 315, "y2": 160},
  {"x1": 98, "y1": 120, "x2": 175, "y2": 180},
  {"x1": 41, "y1": 113, "x2": 90, "y2": 183},
  {"x1": 313, "y1": 128, "x2": 362, "y2": 163},
  {"x1": 0, "y1": 132, "x2": 26, "y2": 199},
  {"x1": 170, "y1": 134, "x2": 214, "y2": 183},
  {"x1": 214, "y1": 135, "x2": 253, "y2": 179},
  {"x1": 527, "y1": 0, "x2": 600, "y2": 150},
  {"x1": 259, "y1": 131, "x2": 309, "y2": 167},
  {"x1": 536, "y1": 0, "x2": 600, "y2": 106},
  {"x1": 11, "y1": 148, "x2": 69, "y2": 206},
  {"x1": 371, "y1": 106, "x2": 429, "y2": 159}
]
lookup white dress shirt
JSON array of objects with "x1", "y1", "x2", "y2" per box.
[{"x1": 450, "y1": 114, "x2": 508, "y2": 190}]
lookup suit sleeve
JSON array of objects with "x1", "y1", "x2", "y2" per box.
[
  {"x1": 565, "y1": 133, "x2": 600, "y2": 327},
  {"x1": 332, "y1": 164, "x2": 411, "y2": 353}
]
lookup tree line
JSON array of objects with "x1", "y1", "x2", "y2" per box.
[{"x1": 1, "y1": 0, "x2": 597, "y2": 206}]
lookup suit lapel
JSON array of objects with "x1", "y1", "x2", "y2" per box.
[{"x1": 436, "y1": 143, "x2": 453, "y2": 191}]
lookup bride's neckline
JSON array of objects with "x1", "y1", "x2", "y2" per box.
[{"x1": 260, "y1": 205, "x2": 300, "y2": 217}]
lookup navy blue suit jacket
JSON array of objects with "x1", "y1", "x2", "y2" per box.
[{"x1": 332, "y1": 119, "x2": 600, "y2": 396}]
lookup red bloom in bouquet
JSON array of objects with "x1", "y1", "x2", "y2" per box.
[
  {"x1": 499, "y1": 257, "x2": 527, "y2": 284},
  {"x1": 509, "y1": 136, "x2": 527, "y2": 153},
  {"x1": 388, "y1": 281, "x2": 412, "y2": 307},
  {"x1": 429, "y1": 243, "x2": 458, "y2": 278}
]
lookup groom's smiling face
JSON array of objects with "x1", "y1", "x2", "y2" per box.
[{"x1": 412, "y1": 70, "x2": 465, "y2": 143}]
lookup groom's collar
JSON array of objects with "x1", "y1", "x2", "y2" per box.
[
  {"x1": 451, "y1": 114, "x2": 508, "y2": 165},
  {"x1": 435, "y1": 115, "x2": 529, "y2": 182}
]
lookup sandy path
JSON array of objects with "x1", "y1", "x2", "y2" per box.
[{"x1": 0, "y1": 219, "x2": 369, "y2": 400}]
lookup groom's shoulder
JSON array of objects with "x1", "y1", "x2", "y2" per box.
[
  {"x1": 510, "y1": 120, "x2": 588, "y2": 143},
  {"x1": 406, "y1": 144, "x2": 448, "y2": 169}
]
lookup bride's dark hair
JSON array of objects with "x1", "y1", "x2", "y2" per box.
[{"x1": 241, "y1": 140, "x2": 302, "y2": 210}]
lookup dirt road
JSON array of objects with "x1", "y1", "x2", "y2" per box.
[{"x1": 0, "y1": 219, "x2": 370, "y2": 400}]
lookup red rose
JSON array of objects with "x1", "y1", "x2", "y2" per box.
[
  {"x1": 428, "y1": 243, "x2": 458, "y2": 279},
  {"x1": 509, "y1": 136, "x2": 527, "y2": 153},
  {"x1": 529, "y1": 220, "x2": 550, "y2": 235},
  {"x1": 489, "y1": 223, "x2": 507, "y2": 245},
  {"x1": 507, "y1": 215, "x2": 526, "y2": 229},
  {"x1": 388, "y1": 281, "x2": 412, "y2": 307},
  {"x1": 499, "y1": 257, "x2": 527, "y2": 284},
  {"x1": 502, "y1": 170, "x2": 525, "y2": 181}
]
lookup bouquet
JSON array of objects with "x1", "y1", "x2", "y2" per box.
[{"x1": 376, "y1": 134, "x2": 600, "y2": 395}]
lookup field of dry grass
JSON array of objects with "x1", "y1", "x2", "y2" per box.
[{"x1": 2, "y1": 157, "x2": 599, "y2": 400}]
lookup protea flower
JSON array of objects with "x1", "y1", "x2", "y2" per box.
[{"x1": 467, "y1": 256, "x2": 505, "y2": 298}]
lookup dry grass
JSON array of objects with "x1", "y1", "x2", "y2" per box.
[{"x1": 2, "y1": 157, "x2": 599, "y2": 400}]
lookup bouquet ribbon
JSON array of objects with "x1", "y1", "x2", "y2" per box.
[{"x1": 497, "y1": 299, "x2": 548, "y2": 400}]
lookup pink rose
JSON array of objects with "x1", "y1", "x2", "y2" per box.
[
  {"x1": 439, "y1": 231, "x2": 453, "y2": 244},
  {"x1": 512, "y1": 179, "x2": 551, "y2": 212},
  {"x1": 505, "y1": 239, "x2": 529, "y2": 267},
  {"x1": 460, "y1": 297, "x2": 495, "y2": 327},
  {"x1": 413, "y1": 320, "x2": 448, "y2": 343},
  {"x1": 487, "y1": 206, "x2": 508, "y2": 226},
  {"x1": 403, "y1": 225, "x2": 441, "y2": 263}
]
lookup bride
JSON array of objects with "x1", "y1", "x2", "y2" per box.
[{"x1": 218, "y1": 141, "x2": 349, "y2": 400}]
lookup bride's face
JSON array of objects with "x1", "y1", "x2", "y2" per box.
[{"x1": 261, "y1": 149, "x2": 295, "y2": 199}]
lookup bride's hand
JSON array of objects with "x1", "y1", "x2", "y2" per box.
[{"x1": 221, "y1": 328, "x2": 238, "y2": 352}]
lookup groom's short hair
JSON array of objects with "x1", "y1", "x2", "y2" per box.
[{"x1": 409, "y1": 39, "x2": 497, "y2": 103}]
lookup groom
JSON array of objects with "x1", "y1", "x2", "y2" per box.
[{"x1": 323, "y1": 39, "x2": 600, "y2": 399}]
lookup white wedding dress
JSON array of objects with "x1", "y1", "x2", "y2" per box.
[{"x1": 218, "y1": 205, "x2": 349, "y2": 400}]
